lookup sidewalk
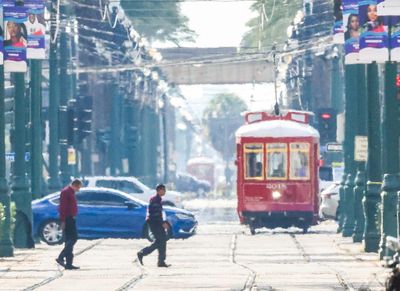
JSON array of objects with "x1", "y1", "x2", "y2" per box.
[{"x1": 0, "y1": 223, "x2": 392, "y2": 291}]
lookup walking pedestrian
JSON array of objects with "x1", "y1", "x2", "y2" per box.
[
  {"x1": 55, "y1": 179, "x2": 82, "y2": 270},
  {"x1": 137, "y1": 184, "x2": 171, "y2": 267}
]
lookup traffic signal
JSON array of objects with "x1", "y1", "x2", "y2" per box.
[
  {"x1": 317, "y1": 108, "x2": 337, "y2": 145},
  {"x1": 67, "y1": 99, "x2": 78, "y2": 146},
  {"x1": 76, "y1": 95, "x2": 92, "y2": 144},
  {"x1": 396, "y1": 74, "x2": 400, "y2": 88}
]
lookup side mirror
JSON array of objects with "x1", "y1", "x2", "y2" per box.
[{"x1": 125, "y1": 201, "x2": 137, "y2": 209}]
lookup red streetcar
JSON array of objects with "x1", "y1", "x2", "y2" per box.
[
  {"x1": 187, "y1": 157, "x2": 215, "y2": 188},
  {"x1": 235, "y1": 110, "x2": 320, "y2": 234}
]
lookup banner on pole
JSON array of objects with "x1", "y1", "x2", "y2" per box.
[
  {"x1": 3, "y1": 5, "x2": 28, "y2": 72},
  {"x1": 333, "y1": 0, "x2": 344, "y2": 44},
  {"x1": 377, "y1": 0, "x2": 400, "y2": 16},
  {"x1": 0, "y1": 1, "x2": 3, "y2": 65},
  {"x1": 359, "y1": 0, "x2": 389, "y2": 63},
  {"x1": 343, "y1": 0, "x2": 361, "y2": 64},
  {"x1": 24, "y1": 0, "x2": 45, "y2": 59}
]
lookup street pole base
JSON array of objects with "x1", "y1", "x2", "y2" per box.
[
  {"x1": 0, "y1": 244, "x2": 14, "y2": 257},
  {"x1": 352, "y1": 233, "x2": 363, "y2": 243},
  {"x1": 363, "y1": 238, "x2": 380, "y2": 253},
  {"x1": 342, "y1": 227, "x2": 354, "y2": 237}
]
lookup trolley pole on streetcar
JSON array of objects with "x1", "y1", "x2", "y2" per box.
[
  {"x1": 353, "y1": 64, "x2": 367, "y2": 243},
  {"x1": 342, "y1": 65, "x2": 358, "y2": 238},
  {"x1": 363, "y1": 62, "x2": 382, "y2": 252}
]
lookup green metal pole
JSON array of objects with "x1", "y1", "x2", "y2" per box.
[
  {"x1": 161, "y1": 94, "x2": 168, "y2": 183},
  {"x1": 337, "y1": 174, "x2": 347, "y2": 233},
  {"x1": 0, "y1": 65, "x2": 13, "y2": 256},
  {"x1": 59, "y1": 9, "x2": 71, "y2": 186},
  {"x1": 363, "y1": 62, "x2": 382, "y2": 252},
  {"x1": 30, "y1": 60, "x2": 43, "y2": 199},
  {"x1": 110, "y1": 86, "x2": 122, "y2": 176},
  {"x1": 47, "y1": 0, "x2": 61, "y2": 192},
  {"x1": 353, "y1": 64, "x2": 367, "y2": 242},
  {"x1": 342, "y1": 64, "x2": 358, "y2": 237},
  {"x1": 11, "y1": 73, "x2": 34, "y2": 248},
  {"x1": 379, "y1": 61, "x2": 399, "y2": 259},
  {"x1": 331, "y1": 54, "x2": 344, "y2": 113}
]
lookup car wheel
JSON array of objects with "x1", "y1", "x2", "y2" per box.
[
  {"x1": 144, "y1": 223, "x2": 172, "y2": 242},
  {"x1": 40, "y1": 219, "x2": 63, "y2": 245}
]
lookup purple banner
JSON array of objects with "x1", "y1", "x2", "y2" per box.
[
  {"x1": 333, "y1": 0, "x2": 344, "y2": 44},
  {"x1": 4, "y1": 5, "x2": 28, "y2": 72},
  {"x1": 391, "y1": 17, "x2": 400, "y2": 61},
  {"x1": 343, "y1": 0, "x2": 360, "y2": 64},
  {"x1": 24, "y1": 0, "x2": 45, "y2": 59},
  {"x1": 359, "y1": 0, "x2": 389, "y2": 63},
  {"x1": 0, "y1": 1, "x2": 3, "y2": 65}
]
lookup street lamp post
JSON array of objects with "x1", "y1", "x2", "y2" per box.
[
  {"x1": 0, "y1": 65, "x2": 13, "y2": 256},
  {"x1": 11, "y1": 73, "x2": 34, "y2": 248},
  {"x1": 342, "y1": 65, "x2": 358, "y2": 237},
  {"x1": 363, "y1": 62, "x2": 382, "y2": 252},
  {"x1": 353, "y1": 64, "x2": 367, "y2": 243},
  {"x1": 378, "y1": 61, "x2": 399, "y2": 259}
]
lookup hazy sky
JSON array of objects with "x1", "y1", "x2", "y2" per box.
[{"x1": 180, "y1": 1, "x2": 255, "y2": 47}]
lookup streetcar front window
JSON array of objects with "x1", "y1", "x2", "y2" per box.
[
  {"x1": 266, "y1": 143, "x2": 287, "y2": 180},
  {"x1": 244, "y1": 144, "x2": 264, "y2": 180},
  {"x1": 289, "y1": 143, "x2": 310, "y2": 180}
]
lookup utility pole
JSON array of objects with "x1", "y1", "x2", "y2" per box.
[
  {"x1": 0, "y1": 65, "x2": 13, "y2": 256},
  {"x1": 363, "y1": 62, "x2": 382, "y2": 252},
  {"x1": 47, "y1": 0, "x2": 61, "y2": 192},
  {"x1": 110, "y1": 83, "x2": 122, "y2": 176}
]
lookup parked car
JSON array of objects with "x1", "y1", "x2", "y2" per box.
[
  {"x1": 175, "y1": 172, "x2": 211, "y2": 195},
  {"x1": 32, "y1": 188, "x2": 197, "y2": 245},
  {"x1": 83, "y1": 176, "x2": 183, "y2": 207},
  {"x1": 319, "y1": 181, "x2": 340, "y2": 220}
]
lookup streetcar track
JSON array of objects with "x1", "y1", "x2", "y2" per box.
[
  {"x1": 230, "y1": 234, "x2": 260, "y2": 291},
  {"x1": 290, "y1": 233, "x2": 354, "y2": 290},
  {"x1": 22, "y1": 239, "x2": 104, "y2": 291},
  {"x1": 114, "y1": 259, "x2": 147, "y2": 290}
]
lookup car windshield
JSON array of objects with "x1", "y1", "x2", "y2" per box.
[{"x1": 322, "y1": 183, "x2": 339, "y2": 194}]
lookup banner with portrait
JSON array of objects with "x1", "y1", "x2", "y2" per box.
[
  {"x1": 343, "y1": 0, "x2": 361, "y2": 64},
  {"x1": 359, "y1": 0, "x2": 389, "y2": 63},
  {"x1": 3, "y1": 5, "x2": 28, "y2": 72},
  {"x1": 24, "y1": 0, "x2": 45, "y2": 59},
  {"x1": 333, "y1": 0, "x2": 344, "y2": 44}
]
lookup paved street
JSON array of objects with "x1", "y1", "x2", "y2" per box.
[{"x1": 0, "y1": 201, "x2": 390, "y2": 291}]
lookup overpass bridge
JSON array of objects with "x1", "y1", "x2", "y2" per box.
[{"x1": 157, "y1": 47, "x2": 274, "y2": 85}]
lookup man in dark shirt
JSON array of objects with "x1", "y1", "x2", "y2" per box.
[
  {"x1": 55, "y1": 179, "x2": 82, "y2": 270},
  {"x1": 137, "y1": 184, "x2": 170, "y2": 267}
]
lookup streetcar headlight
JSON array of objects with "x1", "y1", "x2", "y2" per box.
[{"x1": 272, "y1": 191, "x2": 281, "y2": 200}]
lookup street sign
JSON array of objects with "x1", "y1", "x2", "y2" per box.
[
  {"x1": 67, "y1": 148, "x2": 76, "y2": 165},
  {"x1": 5, "y1": 152, "x2": 30, "y2": 162},
  {"x1": 326, "y1": 143, "x2": 343, "y2": 152},
  {"x1": 355, "y1": 136, "x2": 368, "y2": 162}
]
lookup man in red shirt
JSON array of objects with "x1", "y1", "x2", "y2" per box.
[{"x1": 55, "y1": 179, "x2": 82, "y2": 270}]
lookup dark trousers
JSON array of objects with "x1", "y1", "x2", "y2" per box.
[
  {"x1": 139, "y1": 221, "x2": 167, "y2": 264},
  {"x1": 58, "y1": 217, "x2": 78, "y2": 267}
]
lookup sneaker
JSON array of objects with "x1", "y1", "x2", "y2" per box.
[
  {"x1": 157, "y1": 262, "x2": 171, "y2": 268},
  {"x1": 55, "y1": 258, "x2": 65, "y2": 267},
  {"x1": 137, "y1": 252, "x2": 144, "y2": 265},
  {"x1": 65, "y1": 265, "x2": 80, "y2": 270}
]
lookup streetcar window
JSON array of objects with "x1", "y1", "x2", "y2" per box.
[
  {"x1": 289, "y1": 143, "x2": 310, "y2": 180},
  {"x1": 244, "y1": 144, "x2": 264, "y2": 179},
  {"x1": 266, "y1": 143, "x2": 287, "y2": 179}
]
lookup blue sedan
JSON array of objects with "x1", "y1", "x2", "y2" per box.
[{"x1": 32, "y1": 188, "x2": 197, "y2": 245}]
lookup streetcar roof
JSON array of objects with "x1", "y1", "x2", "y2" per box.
[{"x1": 235, "y1": 119, "x2": 320, "y2": 138}]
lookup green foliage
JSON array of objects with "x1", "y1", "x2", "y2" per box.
[
  {"x1": 0, "y1": 202, "x2": 16, "y2": 241},
  {"x1": 120, "y1": 1, "x2": 196, "y2": 44},
  {"x1": 241, "y1": 0, "x2": 303, "y2": 49},
  {"x1": 203, "y1": 93, "x2": 247, "y2": 161}
]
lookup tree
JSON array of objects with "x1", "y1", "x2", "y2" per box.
[
  {"x1": 241, "y1": 0, "x2": 302, "y2": 49},
  {"x1": 120, "y1": 1, "x2": 196, "y2": 45},
  {"x1": 203, "y1": 93, "x2": 247, "y2": 163}
]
